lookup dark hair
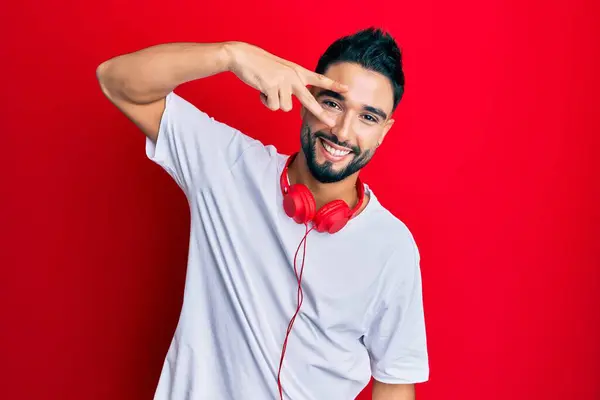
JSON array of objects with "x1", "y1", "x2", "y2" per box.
[{"x1": 315, "y1": 27, "x2": 405, "y2": 112}]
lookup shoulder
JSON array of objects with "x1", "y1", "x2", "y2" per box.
[
  {"x1": 363, "y1": 188, "x2": 420, "y2": 258},
  {"x1": 360, "y1": 188, "x2": 421, "y2": 283}
]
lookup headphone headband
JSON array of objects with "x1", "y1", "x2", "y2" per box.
[{"x1": 280, "y1": 153, "x2": 365, "y2": 218}]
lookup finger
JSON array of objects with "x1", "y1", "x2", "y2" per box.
[
  {"x1": 305, "y1": 72, "x2": 349, "y2": 92},
  {"x1": 260, "y1": 92, "x2": 269, "y2": 108},
  {"x1": 294, "y1": 85, "x2": 335, "y2": 127},
  {"x1": 265, "y1": 87, "x2": 280, "y2": 110},
  {"x1": 279, "y1": 85, "x2": 293, "y2": 112}
]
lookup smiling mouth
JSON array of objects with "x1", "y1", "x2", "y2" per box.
[{"x1": 319, "y1": 138, "x2": 353, "y2": 158}]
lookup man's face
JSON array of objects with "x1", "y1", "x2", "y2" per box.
[{"x1": 300, "y1": 62, "x2": 395, "y2": 183}]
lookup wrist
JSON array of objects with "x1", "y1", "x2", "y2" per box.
[{"x1": 222, "y1": 41, "x2": 245, "y2": 73}]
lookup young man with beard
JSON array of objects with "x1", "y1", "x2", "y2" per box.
[{"x1": 96, "y1": 27, "x2": 429, "y2": 400}]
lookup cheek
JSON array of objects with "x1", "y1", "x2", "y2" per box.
[
  {"x1": 302, "y1": 115, "x2": 323, "y2": 133},
  {"x1": 356, "y1": 130, "x2": 383, "y2": 151}
]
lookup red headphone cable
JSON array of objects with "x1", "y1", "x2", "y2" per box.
[{"x1": 277, "y1": 223, "x2": 314, "y2": 400}]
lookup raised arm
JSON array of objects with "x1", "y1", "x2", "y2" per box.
[
  {"x1": 95, "y1": 42, "x2": 232, "y2": 142},
  {"x1": 95, "y1": 41, "x2": 348, "y2": 142}
]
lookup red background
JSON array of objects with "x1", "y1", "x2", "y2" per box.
[{"x1": 2, "y1": 0, "x2": 599, "y2": 399}]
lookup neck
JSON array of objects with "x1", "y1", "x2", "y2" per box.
[{"x1": 288, "y1": 151, "x2": 363, "y2": 211}]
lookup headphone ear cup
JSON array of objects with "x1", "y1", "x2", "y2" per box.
[
  {"x1": 283, "y1": 184, "x2": 316, "y2": 224},
  {"x1": 313, "y1": 200, "x2": 351, "y2": 233}
]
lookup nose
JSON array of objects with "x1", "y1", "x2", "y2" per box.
[{"x1": 330, "y1": 112, "x2": 352, "y2": 142}]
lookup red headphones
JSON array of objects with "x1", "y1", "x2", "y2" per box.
[{"x1": 280, "y1": 153, "x2": 365, "y2": 234}]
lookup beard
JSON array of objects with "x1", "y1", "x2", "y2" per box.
[{"x1": 300, "y1": 123, "x2": 375, "y2": 183}]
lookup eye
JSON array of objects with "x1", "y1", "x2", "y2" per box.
[
  {"x1": 323, "y1": 100, "x2": 341, "y2": 110},
  {"x1": 361, "y1": 114, "x2": 379, "y2": 123}
]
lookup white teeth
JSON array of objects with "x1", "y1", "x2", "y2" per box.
[{"x1": 322, "y1": 140, "x2": 351, "y2": 157}]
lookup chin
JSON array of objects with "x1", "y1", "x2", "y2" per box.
[
  {"x1": 315, "y1": 155, "x2": 351, "y2": 170},
  {"x1": 300, "y1": 124, "x2": 370, "y2": 183}
]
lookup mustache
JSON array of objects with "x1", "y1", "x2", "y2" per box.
[{"x1": 314, "y1": 131, "x2": 360, "y2": 155}]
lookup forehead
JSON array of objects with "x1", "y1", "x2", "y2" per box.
[{"x1": 322, "y1": 62, "x2": 394, "y2": 115}]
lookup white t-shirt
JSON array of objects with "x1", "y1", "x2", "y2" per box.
[{"x1": 145, "y1": 91, "x2": 429, "y2": 400}]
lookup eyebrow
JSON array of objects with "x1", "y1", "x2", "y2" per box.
[{"x1": 315, "y1": 89, "x2": 388, "y2": 120}]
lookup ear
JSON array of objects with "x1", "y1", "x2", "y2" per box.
[{"x1": 377, "y1": 118, "x2": 395, "y2": 147}]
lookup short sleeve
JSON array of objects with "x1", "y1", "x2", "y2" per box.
[
  {"x1": 145, "y1": 91, "x2": 261, "y2": 196},
  {"x1": 363, "y1": 245, "x2": 429, "y2": 384}
]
